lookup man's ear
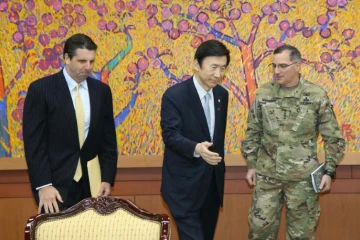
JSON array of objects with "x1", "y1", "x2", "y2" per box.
[
  {"x1": 64, "y1": 53, "x2": 70, "y2": 65},
  {"x1": 193, "y1": 59, "x2": 200, "y2": 72}
]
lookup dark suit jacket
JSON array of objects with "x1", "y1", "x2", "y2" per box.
[
  {"x1": 160, "y1": 77, "x2": 228, "y2": 216},
  {"x1": 23, "y1": 70, "x2": 117, "y2": 204}
]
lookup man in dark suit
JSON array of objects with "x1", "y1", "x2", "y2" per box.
[
  {"x1": 160, "y1": 40, "x2": 230, "y2": 240},
  {"x1": 23, "y1": 33, "x2": 117, "y2": 214}
]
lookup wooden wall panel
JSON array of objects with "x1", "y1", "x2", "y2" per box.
[
  {"x1": 1, "y1": 194, "x2": 360, "y2": 239},
  {"x1": 135, "y1": 195, "x2": 180, "y2": 240},
  {"x1": 0, "y1": 183, "x2": 33, "y2": 198},
  {"x1": 351, "y1": 166, "x2": 360, "y2": 178},
  {"x1": 1, "y1": 167, "x2": 360, "y2": 240},
  {"x1": 336, "y1": 166, "x2": 352, "y2": 178},
  {"x1": 132, "y1": 194, "x2": 360, "y2": 240},
  {"x1": 113, "y1": 196, "x2": 135, "y2": 202},
  {"x1": 316, "y1": 194, "x2": 360, "y2": 240},
  {"x1": 0, "y1": 198, "x2": 37, "y2": 240},
  {"x1": 215, "y1": 195, "x2": 252, "y2": 240}
]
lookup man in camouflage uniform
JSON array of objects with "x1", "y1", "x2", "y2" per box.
[{"x1": 241, "y1": 44, "x2": 345, "y2": 240}]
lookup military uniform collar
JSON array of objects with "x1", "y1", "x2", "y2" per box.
[{"x1": 275, "y1": 74, "x2": 306, "y2": 99}]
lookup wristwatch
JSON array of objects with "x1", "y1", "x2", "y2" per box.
[{"x1": 324, "y1": 170, "x2": 335, "y2": 179}]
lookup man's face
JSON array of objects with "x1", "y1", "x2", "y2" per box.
[
  {"x1": 271, "y1": 50, "x2": 300, "y2": 87},
  {"x1": 194, "y1": 55, "x2": 228, "y2": 91},
  {"x1": 65, "y1": 48, "x2": 96, "y2": 83}
]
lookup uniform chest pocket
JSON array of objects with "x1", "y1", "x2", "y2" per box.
[
  {"x1": 262, "y1": 103, "x2": 280, "y2": 131},
  {"x1": 292, "y1": 107, "x2": 317, "y2": 131}
]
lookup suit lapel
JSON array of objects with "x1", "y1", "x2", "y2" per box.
[
  {"x1": 54, "y1": 71, "x2": 79, "y2": 146},
  {"x1": 212, "y1": 86, "x2": 222, "y2": 145},
  {"x1": 84, "y1": 78, "x2": 100, "y2": 147},
  {"x1": 187, "y1": 78, "x2": 211, "y2": 141}
]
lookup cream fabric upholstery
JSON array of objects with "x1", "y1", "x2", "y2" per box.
[{"x1": 35, "y1": 208, "x2": 161, "y2": 240}]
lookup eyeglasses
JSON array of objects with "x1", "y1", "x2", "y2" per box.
[{"x1": 268, "y1": 62, "x2": 299, "y2": 72}]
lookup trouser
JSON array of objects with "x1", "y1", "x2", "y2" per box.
[
  {"x1": 171, "y1": 172, "x2": 221, "y2": 240},
  {"x1": 248, "y1": 173, "x2": 320, "y2": 240}
]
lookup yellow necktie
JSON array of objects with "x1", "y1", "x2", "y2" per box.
[{"x1": 74, "y1": 84, "x2": 85, "y2": 181}]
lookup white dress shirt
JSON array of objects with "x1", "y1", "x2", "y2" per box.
[
  {"x1": 193, "y1": 75, "x2": 215, "y2": 157},
  {"x1": 63, "y1": 68, "x2": 91, "y2": 140}
]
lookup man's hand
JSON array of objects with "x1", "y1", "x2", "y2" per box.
[
  {"x1": 195, "y1": 142, "x2": 222, "y2": 165},
  {"x1": 38, "y1": 186, "x2": 63, "y2": 214},
  {"x1": 245, "y1": 169, "x2": 256, "y2": 186},
  {"x1": 97, "y1": 182, "x2": 111, "y2": 197},
  {"x1": 319, "y1": 175, "x2": 332, "y2": 193}
]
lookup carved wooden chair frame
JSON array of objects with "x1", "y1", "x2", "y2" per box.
[{"x1": 24, "y1": 197, "x2": 170, "y2": 240}]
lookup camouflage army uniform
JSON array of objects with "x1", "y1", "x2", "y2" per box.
[{"x1": 241, "y1": 75, "x2": 345, "y2": 240}]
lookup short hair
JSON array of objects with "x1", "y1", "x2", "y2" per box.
[
  {"x1": 63, "y1": 33, "x2": 97, "y2": 60},
  {"x1": 273, "y1": 44, "x2": 301, "y2": 62},
  {"x1": 194, "y1": 40, "x2": 230, "y2": 67}
]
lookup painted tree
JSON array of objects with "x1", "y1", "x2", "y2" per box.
[
  {"x1": 0, "y1": 0, "x2": 143, "y2": 156},
  {"x1": 117, "y1": 46, "x2": 187, "y2": 154},
  {"x1": 145, "y1": 0, "x2": 359, "y2": 108},
  {"x1": 0, "y1": 0, "x2": 358, "y2": 156},
  {"x1": 0, "y1": 0, "x2": 39, "y2": 156},
  {"x1": 86, "y1": 0, "x2": 138, "y2": 84},
  {"x1": 0, "y1": 0, "x2": 91, "y2": 156}
]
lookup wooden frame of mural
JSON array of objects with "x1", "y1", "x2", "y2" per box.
[{"x1": 0, "y1": 152, "x2": 359, "y2": 171}]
